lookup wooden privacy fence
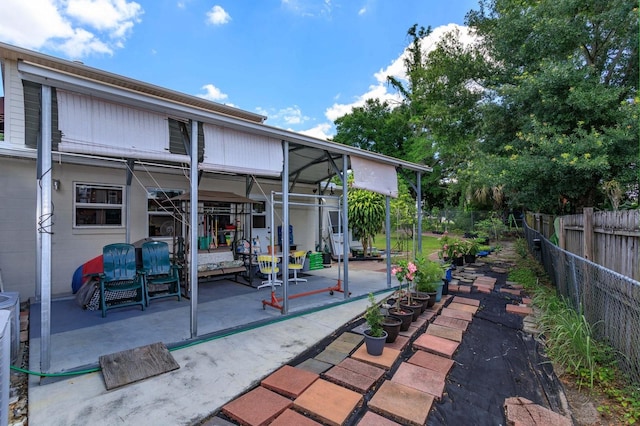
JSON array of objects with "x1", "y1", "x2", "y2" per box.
[{"x1": 526, "y1": 209, "x2": 640, "y2": 281}]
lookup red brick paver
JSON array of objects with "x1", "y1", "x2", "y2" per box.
[
  {"x1": 391, "y1": 362, "x2": 447, "y2": 400},
  {"x1": 261, "y1": 365, "x2": 319, "y2": 398},
  {"x1": 357, "y1": 411, "x2": 402, "y2": 425},
  {"x1": 407, "y1": 350, "x2": 455, "y2": 376},
  {"x1": 294, "y1": 379, "x2": 363, "y2": 426},
  {"x1": 368, "y1": 380, "x2": 434, "y2": 426},
  {"x1": 271, "y1": 409, "x2": 323, "y2": 426},
  {"x1": 413, "y1": 334, "x2": 460, "y2": 358},
  {"x1": 440, "y1": 307, "x2": 473, "y2": 322},
  {"x1": 504, "y1": 397, "x2": 572, "y2": 426},
  {"x1": 426, "y1": 323, "x2": 463, "y2": 342},
  {"x1": 433, "y1": 315, "x2": 469, "y2": 332},
  {"x1": 452, "y1": 296, "x2": 480, "y2": 307},
  {"x1": 221, "y1": 386, "x2": 292, "y2": 426},
  {"x1": 351, "y1": 345, "x2": 401, "y2": 370},
  {"x1": 506, "y1": 304, "x2": 533, "y2": 316}
]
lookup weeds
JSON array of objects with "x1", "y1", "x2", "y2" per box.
[{"x1": 510, "y1": 245, "x2": 640, "y2": 424}]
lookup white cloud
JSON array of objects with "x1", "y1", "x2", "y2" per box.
[
  {"x1": 257, "y1": 105, "x2": 310, "y2": 126},
  {"x1": 0, "y1": 0, "x2": 143, "y2": 58},
  {"x1": 324, "y1": 23, "x2": 477, "y2": 123},
  {"x1": 196, "y1": 84, "x2": 229, "y2": 101},
  {"x1": 358, "y1": 7, "x2": 367, "y2": 15},
  {"x1": 281, "y1": 0, "x2": 332, "y2": 18},
  {"x1": 298, "y1": 123, "x2": 334, "y2": 140},
  {"x1": 206, "y1": 5, "x2": 231, "y2": 25}
]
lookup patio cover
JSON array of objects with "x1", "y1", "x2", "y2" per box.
[{"x1": 169, "y1": 190, "x2": 254, "y2": 204}]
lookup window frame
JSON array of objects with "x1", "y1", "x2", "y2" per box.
[
  {"x1": 147, "y1": 187, "x2": 185, "y2": 238},
  {"x1": 73, "y1": 182, "x2": 125, "y2": 229}
]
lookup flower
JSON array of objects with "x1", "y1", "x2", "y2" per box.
[{"x1": 392, "y1": 260, "x2": 418, "y2": 284}]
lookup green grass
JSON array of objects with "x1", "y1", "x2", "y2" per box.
[{"x1": 372, "y1": 232, "x2": 443, "y2": 259}]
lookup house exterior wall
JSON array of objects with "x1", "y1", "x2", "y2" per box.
[{"x1": 0, "y1": 156, "x2": 319, "y2": 300}]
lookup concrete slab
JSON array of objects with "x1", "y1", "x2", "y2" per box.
[
  {"x1": 452, "y1": 296, "x2": 480, "y2": 307},
  {"x1": 407, "y1": 350, "x2": 454, "y2": 376},
  {"x1": 315, "y1": 347, "x2": 350, "y2": 365},
  {"x1": 335, "y1": 332, "x2": 365, "y2": 346},
  {"x1": 432, "y1": 315, "x2": 469, "y2": 332},
  {"x1": 261, "y1": 365, "x2": 319, "y2": 398},
  {"x1": 326, "y1": 337, "x2": 361, "y2": 354},
  {"x1": 447, "y1": 302, "x2": 478, "y2": 315},
  {"x1": 271, "y1": 409, "x2": 323, "y2": 426},
  {"x1": 413, "y1": 334, "x2": 460, "y2": 359},
  {"x1": 504, "y1": 396, "x2": 572, "y2": 426},
  {"x1": 351, "y1": 344, "x2": 401, "y2": 370},
  {"x1": 296, "y1": 358, "x2": 334, "y2": 374},
  {"x1": 294, "y1": 379, "x2": 363, "y2": 426},
  {"x1": 385, "y1": 335, "x2": 409, "y2": 352},
  {"x1": 440, "y1": 307, "x2": 473, "y2": 322},
  {"x1": 426, "y1": 323, "x2": 463, "y2": 342},
  {"x1": 500, "y1": 288, "x2": 522, "y2": 296},
  {"x1": 368, "y1": 380, "x2": 433, "y2": 426},
  {"x1": 322, "y1": 365, "x2": 379, "y2": 394},
  {"x1": 337, "y1": 357, "x2": 386, "y2": 381},
  {"x1": 390, "y1": 362, "x2": 446, "y2": 400},
  {"x1": 221, "y1": 386, "x2": 292, "y2": 426},
  {"x1": 356, "y1": 411, "x2": 401, "y2": 425}
]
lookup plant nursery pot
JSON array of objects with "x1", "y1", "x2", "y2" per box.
[
  {"x1": 424, "y1": 291, "x2": 437, "y2": 308},
  {"x1": 464, "y1": 254, "x2": 477, "y2": 264},
  {"x1": 364, "y1": 329, "x2": 388, "y2": 356},
  {"x1": 435, "y1": 280, "x2": 445, "y2": 302},
  {"x1": 389, "y1": 308, "x2": 413, "y2": 331},
  {"x1": 410, "y1": 293, "x2": 430, "y2": 313},
  {"x1": 381, "y1": 316, "x2": 402, "y2": 343},
  {"x1": 400, "y1": 301, "x2": 422, "y2": 321},
  {"x1": 453, "y1": 256, "x2": 464, "y2": 267}
]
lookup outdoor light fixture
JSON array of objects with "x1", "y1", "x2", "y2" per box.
[{"x1": 52, "y1": 179, "x2": 60, "y2": 191}]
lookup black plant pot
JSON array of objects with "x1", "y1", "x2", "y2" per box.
[
  {"x1": 389, "y1": 308, "x2": 413, "y2": 331},
  {"x1": 400, "y1": 301, "x2": 422, "y2": 321},
  {"x1": 453, "y1": 256, "x2": 464, "y2": 266},
  {"x1": 464, "y1": 254, "x2": 477, "y2": 264},
  {"x1": 425, "y1": 291, "x2": 437, "y2": 308},
  {"x1": 381, "y1": 316, "x2": 402, "y2": 343},
  {"x1": 411, "y1": 293, "x2": 430, "y2": 313}
]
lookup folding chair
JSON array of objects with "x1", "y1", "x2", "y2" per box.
[
  {"x1": 99, "y1": 243, "x2": 146, "y2": 317},
  {"x1": 141, "y1": 241, "x2": 182, "y2": 305}
]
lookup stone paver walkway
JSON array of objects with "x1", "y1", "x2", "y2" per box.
[{"x1": 211, "y1": 257, "x2": 571, "y2": 425}]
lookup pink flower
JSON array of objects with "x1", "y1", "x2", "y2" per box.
[{"x1": 408, "y1": 262, "x2": 417, "y2": 274}]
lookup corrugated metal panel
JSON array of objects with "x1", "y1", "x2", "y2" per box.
[
  {"x1": 57, "y1": 90, "x2": 189, "y2": 163},
  {"x1": 201, "y1": 123, "x2": 283, "y2": 176}
]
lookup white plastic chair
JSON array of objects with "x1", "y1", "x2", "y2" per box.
[
  {"x1": 257, "y1": 255, "x2": 282, "y2": 289},
  {"x1": 288, "y1": 250, "x2": 307, "y2": 284}
]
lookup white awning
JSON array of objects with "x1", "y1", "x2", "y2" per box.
[
  {"x1": 350, "y1": 155, "x2": 398, "y2": 197},
  {"x1": 201, "y1": 123, "x2": 283, "y2": 176},
  {"x1": 57, "y1": 90, "x2": 190, "y2": 163}
]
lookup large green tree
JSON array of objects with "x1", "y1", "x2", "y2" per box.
[{"x1": 467, "y1": 0, "x2": 638, "y2": 213}]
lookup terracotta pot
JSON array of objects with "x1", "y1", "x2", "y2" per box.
[{"x1": 388, "y1": 308, "x2": 412, "y2": 331}]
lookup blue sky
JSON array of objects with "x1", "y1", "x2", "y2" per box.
[{"x1": 1, "y1": 0, "x2": 479, "y2": 139}]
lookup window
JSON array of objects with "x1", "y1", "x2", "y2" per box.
[
  {"x1": 252, "y1": 201, "x2": 266, "y2": 229},
  {"x1": 147, "y1": 188, "x2": 184, "y2": 237},
  {"x1": 74, "y1": 183, "x2": 124, "y2": 228}
]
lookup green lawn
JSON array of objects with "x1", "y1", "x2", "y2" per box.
[{"x1": 371, "y1": 232, "x2": 443, "y2": 259}]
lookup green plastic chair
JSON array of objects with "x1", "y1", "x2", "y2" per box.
[
  {"x1": 141, "y1": 241, "x2": 182, "y2": 305},
  {"x1": 99, "y1": 243, "x2": 146, "y2": 317}
]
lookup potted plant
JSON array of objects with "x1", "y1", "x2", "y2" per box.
[
  {"x1": 391, "y1": 260, "x2": 422, "y2": 322},
  {"x1": 381, "y1": 314, "x2": 402, "y2": 343},
  {"x1": 439, "y1": 234, "x2": 465, "y2": 266},
  {"x1": 463, "y1": 239, "x2": 481, "y2": 264},
  {"x1": 415, "y1": 257, "x2": 445, "y2": 306},
  {"x1": 363, "y1": 293, "x2": 387, "y2": 355}
]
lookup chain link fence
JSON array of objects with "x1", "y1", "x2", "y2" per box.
[{"x1": 524, "y1": 222, "x2": 640, "y2": 384}]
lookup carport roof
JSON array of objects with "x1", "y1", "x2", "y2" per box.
[{"x1": 0, "y1": 42, "x2": 432, "y2": 185}]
